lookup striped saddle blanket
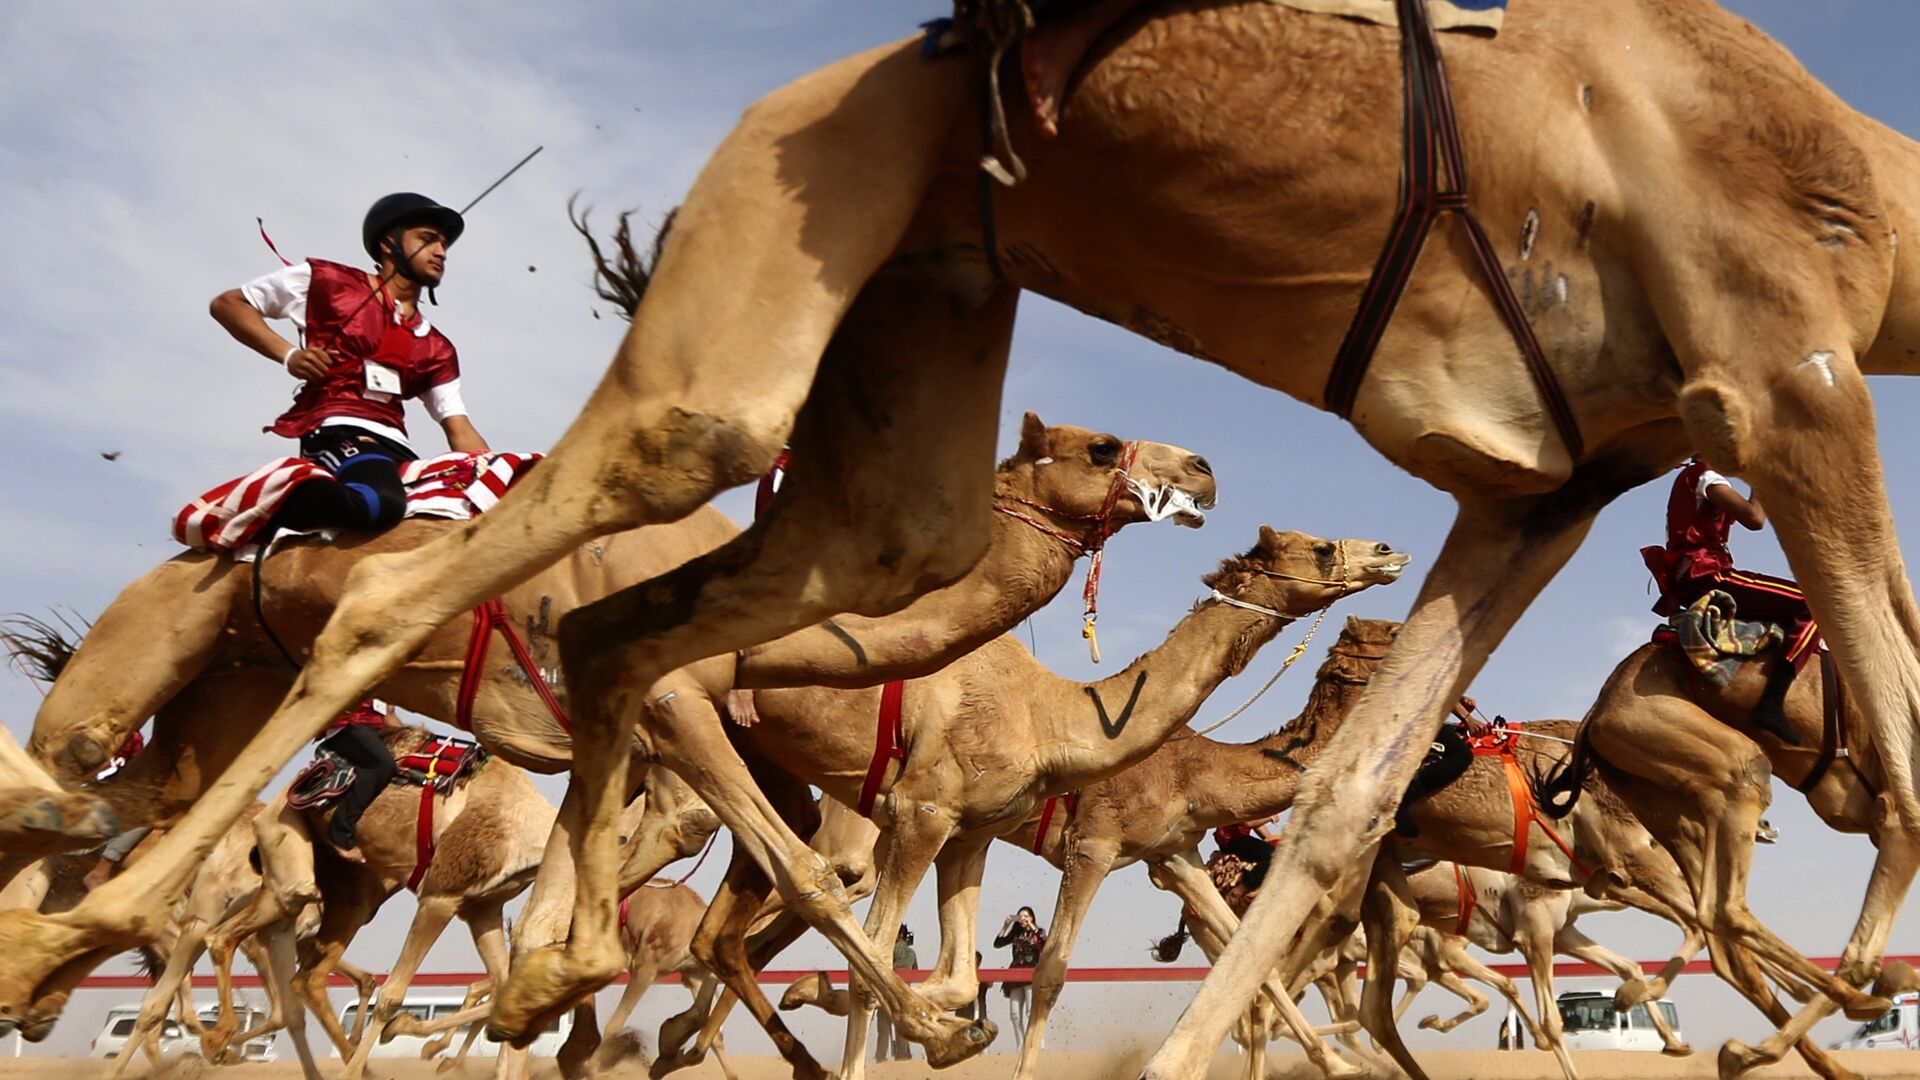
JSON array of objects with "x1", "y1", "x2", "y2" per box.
[
  {"x1": 396, "y1": 737, "x2": 486, "y2": 793},
  {"x1": 173, "y1": 451, "x2": 541, "y2": 553}
]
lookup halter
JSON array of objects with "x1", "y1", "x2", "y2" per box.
[
  {"x1": 992, "y1": 441, "x2": 1140, "y2": 662},
  {"x1": 1178, "y1": 549, "x2": 1354, "y2": 741}
]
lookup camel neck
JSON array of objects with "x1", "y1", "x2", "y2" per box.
[
  {"x1": 1038, "y1": 597, "x2": 1296, "y2": 788},
  {"x1": 1182, "y1": 669, "x2": 1370, "y2": 825}
]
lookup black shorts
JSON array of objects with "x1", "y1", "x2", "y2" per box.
[{"x1": 298, "y1": 426, "x2": 417, "y2": 474}]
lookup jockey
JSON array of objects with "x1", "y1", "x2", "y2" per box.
[
  {"x1": 1394, "y1": 695, "x2": 1490, "y2": 838},
  {"x1": 209, "y1": 193, "x2": 490, "y2": 534},
  {"x1": 1641, "y1": 458, "x2": 1817, "y2": 743},
  {"x1": 315, "y1": 700, "x2": 399, "y2": 863}
]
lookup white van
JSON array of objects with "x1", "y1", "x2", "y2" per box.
[
  {"x1": 89, "y1": 1003, "x2": 277, "y2": 1062},
  {"x1": 1833, "y1": 992, "x2": 1919, "y2": 1050},
  {"x1": 339, "y1": 996, "x2": 571, "y2": 1058},
  {"x1": 1556, "y1": 990, "x2": 1682, "y2": 1051}
]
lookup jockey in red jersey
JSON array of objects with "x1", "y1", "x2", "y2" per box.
[
  {"x1": 209, "y1": 194, "x2": 490, "y2": 534},
  {"x1": 311, "y1": 700, "x2": 399, "y2": 864},
  {"x1": 1641, "y1": 458, "x2": 1818, "y2": 743}
]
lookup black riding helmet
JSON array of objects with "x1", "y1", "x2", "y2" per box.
[{"x1": 361, "y1": 192, "x2": 464, "y2": 263}]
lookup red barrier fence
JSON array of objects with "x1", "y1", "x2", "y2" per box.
[{"x1": 69, "y1": 956, "x2": 1920, "y2": 991}]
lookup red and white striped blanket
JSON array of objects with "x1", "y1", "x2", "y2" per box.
[{"x1": 173, "y1": 451, "x2": 542, "y2": 552}]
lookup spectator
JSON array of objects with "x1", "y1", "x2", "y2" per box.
[
  {"x1": 873, "y1": 924, "x2": 917, "y2": 1062},
  {"x1": 995, "y1": 906, "x2": 1047, "y2": 1048}
]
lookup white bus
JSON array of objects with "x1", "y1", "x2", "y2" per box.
[
  {"x1": 89, "y1": 1003, "x2": 277, "y2": 1062},
  {"x1": 339, "y1": 996, "x2": 572, "y2": 1058},
  {"x1": 1556, "y1": 990, "x2": 1682, "y2": 1051}
]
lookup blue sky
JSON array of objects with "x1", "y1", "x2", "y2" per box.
[{"x1": 2, "y1": 0, "x2": 1918, "y2": 1063}]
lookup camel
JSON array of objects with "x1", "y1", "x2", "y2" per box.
[
  {"x1": 13, "y1": 4, "x2": 1920, "y2": 1074},
  {"x1": 0, "y1": 412, "x2": 1207, "y2": 1052},
  {"x1": 1541, "y1": 631, "x2": 1920, "y2": 1080},
  {"x1": 690, "y1": 529, "x2": 1406, "y2": 1079},
  {"x1": 256, "y1": 726, "x2": 553, "y2": 1080}
]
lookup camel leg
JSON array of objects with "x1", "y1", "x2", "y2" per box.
[
  {"x1": 1391, "y1": 951, "x2": 1431, "y2": 1025},
  {"x1": 494, "y1": 263, "x2": 1018, "y2": 1048},
  {"x1": 1708, "y1": 935, "x2": 1863, "y2": 1080},
  {"x1": 111, "y1": 916, "x2": 208, "y2": 1078},
  {"x1": 1416, "y1": 968, "x2": 1489, "y2": 1034},
  {"x1": 1554, "y1": 923, "x2": 1689, "y2": 1055},
  {"x1": 1149, "y1": 851, "x2": 1361, "y2": 1078},
  {"x1": 1142, "y1": 486, "x2": 1625, "y2": 1078},
  {"x1": 1011, "y1": 839, "x2": 1115, "y2": 1080},
  {"x1": 1680, "y1": 305, "x2": 1920, "y2": 1000},
  {"x1": 1355, "y1": 860, "x2": 1431, "y2": 1080},
  {"x1": 1429, "y1": 936, "x2": 1543, "y2": 1043},
  {"x1": 0, "y1": 41, "x2": 988, "y2": 1026},
  {"x1": 835, "y1": 800, "x2": 959, "y2": 1080},
  {"x1": 918, "y1": 838, "x2": 990, "y2": 1008},
  {"x1": 663, "y1": 760, "x2": 826, "y2": 1078},
  {"x1": 341, "y1": 894, "x2": 458, "y2": 1079},
  {"x1": 1510, "y1": 896, "x2": 1580, "y2": 1080}
]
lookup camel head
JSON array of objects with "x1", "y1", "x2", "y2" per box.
[
  {"x1": 1317, "y1": 616, "x2": 1401, "y2": 682},
  {"x1": 998, "y1": 411, "x2": 1216, "y2": 532},
  {"x1": 1202, "y1": 528, "x2": 1410, "y2": 616}
]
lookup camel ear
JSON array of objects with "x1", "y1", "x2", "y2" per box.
[
  {"x1": 1257, "y1": 524, "x2": 1282, "y2": 550},
  {"x1": 1018, "y1": 412, "x2": 1047, "y2": 457},
  {"x1": 1344, "y1": 613, "x2": 1362, "y2": 635}
]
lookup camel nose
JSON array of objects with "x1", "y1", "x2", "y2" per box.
[
  {"x1": 1375, "y1": 543, "x2": 1395, "y2": 555},
  {"x1": 1188, "y1": 454, "x2": 1212, "y2": 477}
]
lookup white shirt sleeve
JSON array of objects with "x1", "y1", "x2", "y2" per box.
[
  {"x1": 238, "y1": 261, "x2": 313, "y2": 331},
  {"x1": 422, "y1": 378, "x2": 468, "y2": 422},
  {"x1": 1695, "y1": 468, "x2": 1732, "y2": 503}
]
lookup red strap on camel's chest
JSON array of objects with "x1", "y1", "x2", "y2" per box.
[
  {"x1": 1453, "y1": 861, "x2": 1478, "y2": 937},
  {"x1": 1032, "y1": 793, "x2": 1079, "y2": 855},
  {"x1": 407, "y1": 781, "x2": 436, "y2": 891},
  {"x1": 1321, "y1": 0, "x2": 1582, "y2": 462},
  {"x1": 455, "y1": 598, "x2": 571, "y2": 735},
  {"x1": 857, "y1": 681, "x2": 907, "y2": 817},
  {"x1": 1491, "y1": 750, "x2": 1586, "y2": 879}
]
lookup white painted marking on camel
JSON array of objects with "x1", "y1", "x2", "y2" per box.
[{"x1": 1800, "y1": 350, "x2": 1837, "y2": 387}]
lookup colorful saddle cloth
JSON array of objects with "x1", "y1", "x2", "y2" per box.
[
  {"x1": 1656, "y1": 589, "x2": 1786, "y2": 688},
  {"x1": 395, "y1": 737, "x2": 487, "y2": 793},
  {"x1": 286, "y1": 749, "x2": 355, "y2": 811},
  {"x1": 173, "y1": 450, "x2": 542, "y2": 552}
]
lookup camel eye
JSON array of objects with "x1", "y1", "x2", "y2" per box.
[
  {"x1": 1314, "y1": 543, "x2": 1335, "y2": 558},
  {"x1": 1089, "y1": 439, "x2": 1119, "y2": 466}
]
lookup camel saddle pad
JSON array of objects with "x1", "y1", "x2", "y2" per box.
[
  {"x1": 396, "y1": 737, "x2": 486, "y2": 792},
  {"x1": 1269, "y1": 0, "x2": 1505, "y2": 34},
  {"x1": 287, "y1": 750, "x2": 355, "y2": 811}
]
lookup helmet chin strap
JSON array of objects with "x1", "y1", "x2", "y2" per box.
[{"x1": 386, "y1": 228, "x2": 441, "y2": 305}]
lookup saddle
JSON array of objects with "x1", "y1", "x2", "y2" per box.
[
  {"x1": 286, "y1": 749, "x2": 355, "y2": 811},
  {"x1": 395, "y1": 737, "x2": 487, "y2": 794}
]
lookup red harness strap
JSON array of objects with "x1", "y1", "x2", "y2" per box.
[
  {"x1": 1032, "y1": 793, "x2": 1079, "y2": 855},
  {"x1": 1495, "y1": 752, "x2": 1587, "y2": 879},
  {"x1": 402, "y1": 738, "x2": 464, "y2": 892},
  {"x1": 857, "y1": 681, "x2": 907, "y2": 816},
  {"x1": 1453, "y1": 861, "x2": 1478, "y2": 937},
  {"x1": 455, "y1": 599, "x2": 571, "y2": 734},
  {"x1": 1322, "y1": 0, "x2": 1583, "y2": 462},
  {"x1": 618, "y1": 895, "x2": 636, "y2": 953}
]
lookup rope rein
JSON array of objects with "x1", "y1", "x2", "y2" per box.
[
  {"x1": 990, "y1": 442, "x2": 1140, "y2": 663},
  {"x1": 1176, "y1": 550, "x2": 1352, "y2": 742}
]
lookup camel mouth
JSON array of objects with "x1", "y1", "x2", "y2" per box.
[
  {"x1": 1128, "y1": 478, "x2": 1210, "y2": 528},
  {"x1": 1756, "y1": 818, "x2": 1779, "y2": 845},
  {"x1": 1366, "y1": 553, "x2": 1412, "y2": 581}
]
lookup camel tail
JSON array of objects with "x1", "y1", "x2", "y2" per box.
[
  {"x1": 569, "y1": 196, "x2": 677, "y2": 322},
  {"x1": 1533, "y1": 719, "x2": 1596, "y2": 820},
  {"x1": 1150, "y1": 918, "x2": 1191, "y2": 963},
  {"x1": 0, "y1": 612, "x2": 89, "y2": 686}
]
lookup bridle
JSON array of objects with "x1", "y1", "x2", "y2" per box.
[
  {"x1": 993, "y1": 441, "x2": 1140, "y2": 662},
  {"x1": 1179, "y1": 546, "x2": 1356, "y2": 741}
]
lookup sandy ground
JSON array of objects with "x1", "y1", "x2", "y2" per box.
[{"x1": 4, "y1": 1050, "x2": 1919, "y2": 1080}]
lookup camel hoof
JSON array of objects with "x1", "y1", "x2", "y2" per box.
[
  {"x1": 488, "y1": 947, "x2": 617, "y2": 1048},
  {"x1": 0, "y1": 907, "x2": 115, "y2": 1032},
  {"x1": 1416, "y1": 1015, "x2": 1449, "y2": 1032},
  {"x1": 1663, "y1": 1040, "x2": 1695, "y2": 1057},
  {"x1": 1719, "y1": 1040, "x2": 1760, "y2": 1079},
  {"x1": 1842, "y1": 991, "x2": 1892, "y2": 1023},
  {"x1": 656, "y1": 1009, "x2": 702, "y2": 1057},
  {"x1": 922, "y1": 1017, "x2": 994, "y2": 1069},
  {"x1": 779, "y1": 972, "x2": 830, "y2": 1011},
  {"x1": 0, "y1": 790, "x2": 119, "y2": 856}
]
